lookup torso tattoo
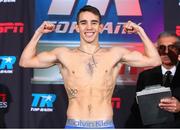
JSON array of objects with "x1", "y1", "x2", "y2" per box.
[
  {"x1": 88, "y1": 104, "x2": 92, "y2": 117},
  {"x1": 77, "y1": 47, "x2": 101, "y2": 75},
  {"x1": 67, "y1": 88, "x2": 78, "y2": 99},
  {"x1": 87, "y1": 56, "x2": 98, "y2": 75}
]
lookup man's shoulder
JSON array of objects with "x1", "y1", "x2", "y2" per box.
[
  {"x1": 109, "y1": 46, "x2": 129, "y2": 54},
  {"x1": 111, "y1": 46, "x2": 126, "y2": 50},
  {"x1": 52, "y1": 47, "x2": 73, "y2": 54}
]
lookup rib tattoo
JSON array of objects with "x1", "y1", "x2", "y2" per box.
[{"x1": 67, "y1": 88, "x2": 78, "y2": 99}]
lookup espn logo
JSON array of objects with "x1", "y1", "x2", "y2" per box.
[{"x1": 0, "y1": 22, "x2": 24, "y2": 33}]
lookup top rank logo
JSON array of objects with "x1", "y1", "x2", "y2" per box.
[
  {"x1": 0, "y1": 56, "x2": 16, "y2": 74},
  {"x1": 31, "y1": 93, "x2": 56, "y2": 112}
]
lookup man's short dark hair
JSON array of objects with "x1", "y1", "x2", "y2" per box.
[
  {"x1": 157, "y1": 31, "x2": 179, "y2": 44},
  {"x1": 76, "y1": 5, "x2": 101, "y2": 24},
  {"x1": 174, "y1": 41, "x2": 180, "y2": 54}
]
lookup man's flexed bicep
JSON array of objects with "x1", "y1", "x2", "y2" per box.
[
  {"x1": 122, "y1": 21, "x2": 161, "y2": 67},
  {"x1": 24, "y1": 50, "x2": 58, "y2": 68},
  {"x1": 19, "y1": 21, "x2": 56, "y2": 68},
  {"x1": 112, "y1": 47, "x2": 147, "y2": 67},
  {"x1": 121, "y1": 50, "x2": 156, "y2": 67}
]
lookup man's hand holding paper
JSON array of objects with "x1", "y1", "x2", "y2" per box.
[{"x1": 159, "y1": 97, "x2": 180, "y2": 113}]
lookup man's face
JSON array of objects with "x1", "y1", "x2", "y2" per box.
[
  {"x1": 157, "y1": 36, "x2": 178, "y2": 66},
  {"x1": 76, "y1": 11, "x2": 102, "y2": 44}
]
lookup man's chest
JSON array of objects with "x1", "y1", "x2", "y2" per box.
[{"x1": 59, "y1": 53, "x2": 120, "y2": 76}]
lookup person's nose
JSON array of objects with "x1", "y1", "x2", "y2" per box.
[
  {"x1": 165, "y1": 46, "x2": 169, "y2": 54},
  {"x1": 87, "y1": 23, "x2": 92, "y2": 29}
]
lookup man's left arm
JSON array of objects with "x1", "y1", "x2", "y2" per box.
[{"x1": 121, "y1": 21, "x2": 161, "y2": 67}]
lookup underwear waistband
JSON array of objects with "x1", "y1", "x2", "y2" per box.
[{"x1": 65, "y1": 119, "x2": 114, "y2": 128}]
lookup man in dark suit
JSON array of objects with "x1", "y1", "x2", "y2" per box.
[{"x1": 125, "y1": 32, "x2": 180, "y2": 128}]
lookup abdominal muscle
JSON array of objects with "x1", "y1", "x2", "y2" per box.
[{"x1": 66, "y1": 87, "x2": 114, "y2": 121}]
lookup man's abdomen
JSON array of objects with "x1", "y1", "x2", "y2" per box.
[{"x1": 67, "y1": 96, "x2": 113, "y2": 120}]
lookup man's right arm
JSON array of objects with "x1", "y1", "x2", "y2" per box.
[{"x1": 19, "y1": 21, "x2": 57, "y2": 68}]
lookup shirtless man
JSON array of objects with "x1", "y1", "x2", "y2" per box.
[{"x1": 19, "y1": 5, "x2": 161, "y2": 128}]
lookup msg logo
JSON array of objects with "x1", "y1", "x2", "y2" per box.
[{"x1": 48, "y1": 0, "x2": 142, "y2": 16}]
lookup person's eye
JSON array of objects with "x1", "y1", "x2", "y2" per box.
[
  {"x1": 92, "y1": 22, "x2": 99, "y2": 25},
  {"x1": 81, "y1": 22, "x2": 86, "y2": 25},
  {"x1": 79, "y1": 21, "x2": 86, "y2": 25},
  {"x1": 168, "y1": 45, "x2": 176, "y2": 49},
  {"x1": 159, "y1": 45, "x2": 165, "y2": 50}
]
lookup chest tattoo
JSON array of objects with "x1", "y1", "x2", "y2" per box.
[
  {"x1": 77, "y1": 47, "x2": 101, "y2": 75},
  {"x1": 87, "y1": 56, "x2": 98, "y2": 75}
]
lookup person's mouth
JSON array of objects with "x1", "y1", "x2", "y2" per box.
[{"x1": 85, "y1": 32, "x2": 94, "y2": 37}]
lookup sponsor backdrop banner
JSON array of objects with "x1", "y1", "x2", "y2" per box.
[
  {"x1": 0, "y1": 0, "x2": 34, "y2": 128},
  {"x1": 33, "y1": 0, "x2": 164, "y2": 87},
  {"x1": 0, "y1": 0, "x2": 179, "y2": 128},
  {"x1": 35, "y1": 0, "x2": 163, "y2": 43},
  {"x1": 164, "y1": 0, "x2": 180, "y2": 38}
]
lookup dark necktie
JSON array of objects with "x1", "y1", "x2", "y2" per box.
[{"x1": 163, "y1": 71, "x2": 172, "y2": 87}]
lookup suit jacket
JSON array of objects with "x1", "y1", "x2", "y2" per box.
[{"x1": 125, "y1": 63, "x2": 180, "y2": 128}]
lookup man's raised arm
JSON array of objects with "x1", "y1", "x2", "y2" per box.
[
  {"x1": 121, "y1": 21, "x2": 161, "y2": 67},
  {"x1": 19, "y1": 21, "x2": 57, "y2": 68}
]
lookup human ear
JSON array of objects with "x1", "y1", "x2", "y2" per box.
[
  {"x1": 99, "y1": 24, "x2": 103, "y2": 32},
  {"x1": 75, "y1": 24, "x2": 80, "y2": 33}
]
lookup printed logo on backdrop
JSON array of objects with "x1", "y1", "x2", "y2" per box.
[
  {"x1": 0, "y1": 0, "x2": 16, "y2": 3},
  {"x1": 176, "y1": 25, "x2": 180, "y2": 36},
  {"x1": 31, "y1": 93, "x2": 56, "y2": 112},
  {"x1": 0, "y1": 56, "x2": 16, "y2": 74},
  {"x1": 0, "y1": 22, "x2": 24, "y2": 34},
  {"x1": 0, "y1": 93, "x2": 7, "y2": 108},
  {"x1": 35, "y1": 0, "x2": 164, "y2": 43},
  {"x1": 111, "y1": 97, "x2": 121, "y2": 109}
]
